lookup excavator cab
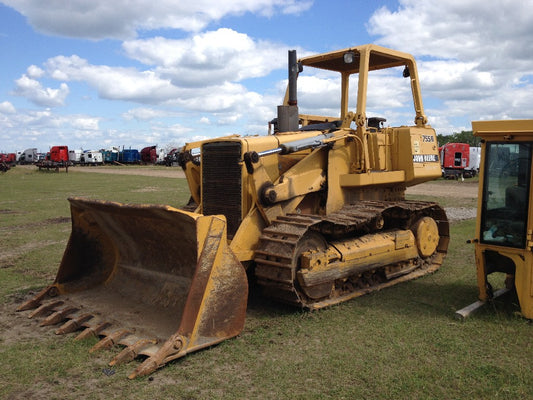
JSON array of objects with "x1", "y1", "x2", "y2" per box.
[{"x1": 457, "y1": 120, "x2": 533, "y2": 319}]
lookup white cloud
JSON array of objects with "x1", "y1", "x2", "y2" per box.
[
  {"x1": 0, "y1": 107, "x2": 101, "y2": 151},
  {"x1": 3, "y1": 0, "x2": 313, "y2": 40},
  {"x1": 170, "y1": 81, "x2": 256, "y2": 112},
  {"x1": 367, "y1": 0, "x2": 533, "y2": 131},
  {"x1": 12, "y1": 74, "x2": 70, "y2": 107},
  {"x1": 26, "y1": 65, "x2": 45, "y2": 79},
  {"x1": 45, "y1": 55, "x2": 180, "y2": 103},
  {"x1": 71, "y1": 117, "x2": 100, "y2": 131},
  {"x1": 123, "y1": 28, "x2": 289, "y2": 87},
  {"x1": 42, "y1": 52, "x2": 278, "y2": 120},
  {"x1": 368, "y1": 0, "x2": 533, "y2": 60},
  {"x1": 11, "y1": 110, "x2": 100, "y2": 132},
  {"x1": 294, "y1": 67, "x2": 416, "y2": 126},
  {"x1": 216, "y1": 113, "x2": 243, "y2": 125},
  {"x1": 3, "y1": 26, "x2": 290, "y2": 151},
  {"x1": 0, "y1": 101, "x2": 16, "y2": 114},
  {"x1": 122, "y1": 107, "x2": 179, "y2": 121},
  {"x1": 295, "y1": 75, "x2": 340, "y2": 115},
  {"x1": 368, "y1": 0, "x2": 533, "y2": 78},
  {"x1": 3, "y1": 17, "x2": 312, "y2": 151},
  {"x1": 164, "y1": 123, "x2": 196, "y2": 136}
]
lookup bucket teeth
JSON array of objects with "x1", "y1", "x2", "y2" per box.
[
  {"x1": 28, "y1": 300, "x2": 64, "y2": 319},
  {"x1": 75, "y1": 322, "x2": 111, "y2": 341},
  {"x1": 129, "y1": 359, "x2": 159, "y2": 379},
  {"x1": 55, "y1": 313, "x2": 94, "y2": 335},
  {"x1": 17, "y1": 286, "x2": 57, "y2": 311},
  {"x1": 17, "y1": 297, "x2": 42, "y2": 312},
  {"x1": 109, "y1": 339, "x2": 158, "y2": 366},
  {"x1": 40, "y1": 306, "x2": 79, "y2": 326},
  {"x1": 129, "y1": 334, "x2": 185, "y2": 379},
  {"x1": 89, "y1": 329, "x2": 132, "y2": 353}
]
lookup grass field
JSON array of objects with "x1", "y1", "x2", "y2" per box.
[{"x1": 0, "y1": 166, "x2": 531, "y2": 399}]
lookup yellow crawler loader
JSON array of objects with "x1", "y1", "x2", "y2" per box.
[
  {"x1": 456, "y1": 120, "x2": 533, "y2": 319},
  {"x1": 18, "y1": 44, "x2": 449, "y2": 378}
]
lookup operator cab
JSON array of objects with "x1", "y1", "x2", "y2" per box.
[{"x1": 480, "y1": 142, "x2": 532, "y2": 249}]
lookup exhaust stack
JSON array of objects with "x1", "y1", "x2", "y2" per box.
[
  {"x1": 277, "y1": 50, "x2": 299, "y2": 132},
  {"x1": 288, "y1": 49, "x2": 298, "y2": 106}
]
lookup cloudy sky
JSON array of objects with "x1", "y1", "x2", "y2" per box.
[{"x1": 1, "y1": 0, "x2": 532, "y2": 153}]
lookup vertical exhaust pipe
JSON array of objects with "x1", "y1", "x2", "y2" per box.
[
  {"x1": 277, "y1": 50, "x2": 299, "y2": 132},
  {"x1": 288, "y1": 49, "x2": 298, "y2": 106}
]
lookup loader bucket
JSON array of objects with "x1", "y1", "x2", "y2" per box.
[{"x1": 18, "y1": 197, "x2": 248, "y2": 378}]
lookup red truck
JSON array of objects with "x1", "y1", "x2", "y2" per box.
[
  {"x1": 0, "y1": 153, "x2": 16, "y2": 172},
  {"x1": 440, "y1": 142, "x2": 470, "y2": 179},
  {"x1": 37, "y1": 145, "x2": 70, "y2": 172},
  {"x1": 140, "y1": 145, "x2": 158, "y2": 164},
  {"x1": 48, "y1": 146, "x2": 69, "y2": 163}
]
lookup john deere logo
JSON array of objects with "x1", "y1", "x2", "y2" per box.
[{"x1": 413, "y1": 154, "x2": 439, "y2": 163}]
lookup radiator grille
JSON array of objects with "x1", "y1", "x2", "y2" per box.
[{"x1": 202, "y1": 141, "x2": 242, "y2": 237}]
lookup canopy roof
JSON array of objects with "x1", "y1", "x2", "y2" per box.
[{"x1": 299, "y1": 44, "x2": 414, "y2": 74}]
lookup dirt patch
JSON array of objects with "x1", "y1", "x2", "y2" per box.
[
  {"x1": 444, "y1": 207, "x2": 477, "y2": 222},
  {"x1": 69, "y1": 166, "x2": 479, "y2": 221},
  {"x1": 0, "y1": 240, "x2": 62, "y2": 268},
  {"x1": 406, "y1": 180, "x2": 478, "y2": 199},
  {"x1": 132, "y1": 186, "x2": 161, "y2": 192},
  {"x1": 71, "y1": 166, "x2": 185, "y2": 178},
  {"x1": 0, "y1": 298, "x2": 58, "y2": 346},
  {"x1": 406, "y1": 181, "x2": 478, "y2": 221},
  {"x1": 0, "y1": 216, "x2": 71, "y2": 234},
  {"x1": 69, "y1": 165, "x2": 479, "y2": 201},
  {"x1": 71, "y1": 166, "x2": 477, "y2": 198},
  {"x1": 47, "y1": 216, "x2": 71, "y2": 224}
]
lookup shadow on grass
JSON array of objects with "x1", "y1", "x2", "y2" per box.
[
  {"x1": 347, "y1": 276, "x2": 524, "y2": 322},
  {"x1": 244, "y1": 273, "x2": 525, "y2": 326}
]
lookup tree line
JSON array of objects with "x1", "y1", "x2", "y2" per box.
[{"x1": 437, "y1": 130, "x2": 481, "y2": 147}]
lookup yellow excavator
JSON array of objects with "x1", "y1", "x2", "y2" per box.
[
  {"x1": 18, "y1": 44, "x2": 449, "y2": 378},
  {"x1": 456, "y1": 120, "x2": 533, "y2": 319}
]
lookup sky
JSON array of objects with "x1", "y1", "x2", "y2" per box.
[{"x1": 1, "y1": 0, "x2": 533, "y2": 154}]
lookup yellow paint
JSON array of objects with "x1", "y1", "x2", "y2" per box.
[{"x1": 472, "y1": 119, "x2": 533, "y2": 318}]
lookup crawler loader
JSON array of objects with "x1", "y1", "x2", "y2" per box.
[
  {"x1": 18, "y1": 44, "x2": 449, "y2": 378},
  {"x1": 456, "y1": 120, "x2": 533, "y2": 319}
]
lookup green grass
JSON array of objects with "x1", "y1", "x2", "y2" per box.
[
  {"x1": 0, "y1": 166, "x2": 191, "y2": 303},
  {"x1": 0, "y1": 166, "x2": 531, "y2": 399}
]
